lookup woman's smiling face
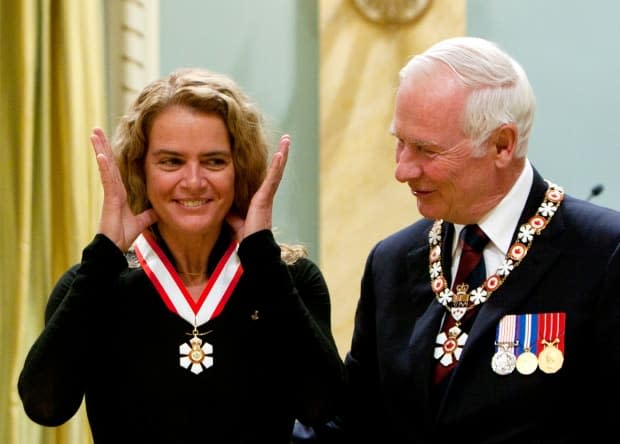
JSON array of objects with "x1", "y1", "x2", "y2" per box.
[{"x1": 144, "y1": 105, "x2": 235, "y2": 237}]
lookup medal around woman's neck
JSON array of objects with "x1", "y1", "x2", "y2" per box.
[{"x1": 133, "y1": 231, "x2": 243, "y2": 374}]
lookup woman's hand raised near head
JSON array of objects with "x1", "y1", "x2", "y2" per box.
[
  {"x1": 90, "y1": 127, "x2": 158, "y2": 251},
  {"x1": 226, "y1": 134, "x2": 290, "y2": 241}
]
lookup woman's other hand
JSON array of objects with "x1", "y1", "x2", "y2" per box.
[
  {"x1": 226, "y1": 134, "x2": 290, "y2": 241},
  {"x1": 90, "y1": 127, "x2": 158, "y2": 251}
]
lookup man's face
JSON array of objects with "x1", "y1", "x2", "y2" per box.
[{"x1": 391, "y1": 65, "x2": 501, "y2": 224}]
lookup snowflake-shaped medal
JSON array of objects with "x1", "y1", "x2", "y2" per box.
[
  {"x1": 434, "y1": 324, "x2": 468, "y2": 366},
  {"x1": 179, "y1": 333, "x2": 213, "y2": 375}
]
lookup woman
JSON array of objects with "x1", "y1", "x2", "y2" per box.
[{"x1": 18, "y1": 68, "x2": 345, "y2": 443}]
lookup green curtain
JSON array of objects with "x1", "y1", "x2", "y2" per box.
[{"x1": 1, "y1": 0, "x2": 105, "y2": 442}]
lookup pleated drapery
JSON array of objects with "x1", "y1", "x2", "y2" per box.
[{"x1": 1, "y1": 1, "x2": 105, "y2": 443}]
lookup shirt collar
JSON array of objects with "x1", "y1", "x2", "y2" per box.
[{"x1": 453, "y1": 159, "x2": 533, "y2": 255}]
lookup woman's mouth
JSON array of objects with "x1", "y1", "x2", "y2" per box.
[{"x1": 179, "y1": 199, "x2": 207, "y2": 208}]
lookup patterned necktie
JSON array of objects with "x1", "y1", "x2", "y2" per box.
[{"x1": 434, "y1": 224, "x2": 489, "y2": 384}]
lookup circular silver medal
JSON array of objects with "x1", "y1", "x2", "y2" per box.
[{"x1": 491, "y1": 349, "x2": 516, "y2": 375}]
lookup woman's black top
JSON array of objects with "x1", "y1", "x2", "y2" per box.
[{"x1": 18, "y1": 229, "x2": 345, "y2": 443}]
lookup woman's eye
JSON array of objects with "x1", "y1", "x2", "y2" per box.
[
  {"x1": 204, "y1": 158, "x2": 229, "y2": 170},
  {"x1": 160, "y1": 158, "x2": 182, "y2": 167}
]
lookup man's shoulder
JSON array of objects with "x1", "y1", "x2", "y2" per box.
[{"x1": 562, "y1": 195, "x2": 620, "y2": 230}]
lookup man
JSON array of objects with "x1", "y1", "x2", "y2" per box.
[{"x1": 339, "y1": 37, "x2": 620, "y2": 443}]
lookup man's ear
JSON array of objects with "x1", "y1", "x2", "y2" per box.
[{"x1": 492, "y1": 124, "x2": 517, "y2": 167}]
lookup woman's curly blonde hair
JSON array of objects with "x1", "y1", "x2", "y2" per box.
[{"x1": 112, "y1": 67, "x2": 307, "y2": 264}]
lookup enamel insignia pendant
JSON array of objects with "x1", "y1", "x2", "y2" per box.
[
  {"x1": 179, "y1": 330, "x2": 213, "y2": 375},
  {"x1": 434, "y1": 325, "x2": 467, "y2": 366}
]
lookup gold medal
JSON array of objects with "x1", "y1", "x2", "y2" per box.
[
  {"x1": 515, "y1": 350, "x2": 538, "y2": 375},
  {"x1": 537, "y1": 313, "x2": 565, "y2": 374},
  {"x1": 179, "y1": 328, "x2": 213, "y2": 375},
  {"x1": 538, "y1": 343, "x2": 563, "y2": 374}
]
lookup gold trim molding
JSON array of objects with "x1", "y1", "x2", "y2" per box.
[{"x1": 105, "y1": 0, "x2": 160, "y2": 127}]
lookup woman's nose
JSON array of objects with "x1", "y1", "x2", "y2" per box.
[{"x1": 182, "y1": 163, "x2": 206, "y2": 188}]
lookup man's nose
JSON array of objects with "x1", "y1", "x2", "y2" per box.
[{"x1": 394, "y1": 148, "x2": 422, "y2": 183}]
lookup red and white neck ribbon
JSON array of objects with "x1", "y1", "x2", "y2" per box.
[{"x1": 133, "y1": 231, "x2": 243, "y2": 327}]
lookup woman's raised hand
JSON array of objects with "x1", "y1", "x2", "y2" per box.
[
  {"x1": 226, "y1": 134, "x2": 290, "y2": 241},
  {"x1": 90, "y1": 127, "x2": 158, "y2": 251}
]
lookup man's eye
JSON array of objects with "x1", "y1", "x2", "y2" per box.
[
  {"x1": 415, "y1": 144, "x2": 433, "y2": 154},
  {"x1": 420, "y1": 145, "x2": 443, "y2": 157}
]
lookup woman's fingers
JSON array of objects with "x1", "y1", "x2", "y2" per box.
[
  {"x1": 226, "y1": 134, "x2": 291, "y2": 241},
  {"x1": 258, "y1": 134, "x2": 290, "y2": 203},
  {"x1": 91, "y1": 128, "x2": 123, "y2": 189}
]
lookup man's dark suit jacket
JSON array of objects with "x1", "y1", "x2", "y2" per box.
[{"x1": 342, "y1": 169, "x2": 620, "y2": 443}]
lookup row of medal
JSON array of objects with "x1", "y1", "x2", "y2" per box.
[{"x1": 491, "y1": 312, "x2": 565, "y2": 376}]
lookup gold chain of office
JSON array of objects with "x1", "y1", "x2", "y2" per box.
[{"x1": 428, "y1": 181, "x2": 564, "y2": 318}]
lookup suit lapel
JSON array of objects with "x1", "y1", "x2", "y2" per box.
[{"x1": 408, "y1": 222, "x2": 454, "y2": 420}]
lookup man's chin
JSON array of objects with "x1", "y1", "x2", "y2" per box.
[{"x1": 416, "y1": 201, "x2": 439, "y2": 220}]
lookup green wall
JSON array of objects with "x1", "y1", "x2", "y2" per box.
[{"x1": 468, "y1": 0, "x2": 620, "y2": 210}]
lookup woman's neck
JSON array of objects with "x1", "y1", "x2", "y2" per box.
[{"x1": 155, "y1": 225, "x2": 221, "y2": 285}]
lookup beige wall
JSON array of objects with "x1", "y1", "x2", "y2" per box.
[{"x1": 319, "y1": 0, "x2": 465, "y2": 357}]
